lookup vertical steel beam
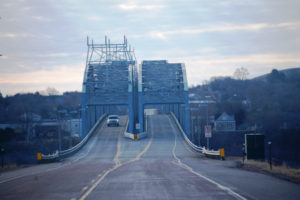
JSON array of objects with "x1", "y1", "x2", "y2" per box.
[
  {"x1": 128, "y1": 64, "x2": 134, "y2": 133},
  {"x1": 182, "y1": 64, "x2": 191, "y2": 139},
  {"x1": 138, "y1": 64, "x2": 144, "y2": 133}
]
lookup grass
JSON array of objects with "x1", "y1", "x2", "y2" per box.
[
  {"x1": 0, "y1": 163, "x2": 34, "y2": 173},
  {"x1": 227, "y1": 157, "x2": 300, "y2": 183},
  {"x1": 0, "y1": 163, "x2": 18, "y2": 172}
]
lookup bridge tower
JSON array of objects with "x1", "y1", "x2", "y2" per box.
[
  {"x1": 138, "y1": 60, "x2": 191, "y2": 138},
  {"x1": 81, "y1": 36, "x2": 137, "y2": 138}
]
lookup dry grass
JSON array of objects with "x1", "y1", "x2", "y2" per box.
[
  {"x1": 228, "y1": 157, "x2": 300, "y2": 183},
  {"x1": 0, "y1": 163, "x2": 18, "y2": 172},
  {"x1": 0, "y1": 163, "x2": 34, "y2": 173}
]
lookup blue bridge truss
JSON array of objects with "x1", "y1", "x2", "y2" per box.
[{"x1": 82, "y1": 37, "x2": 190, "y2": 138}]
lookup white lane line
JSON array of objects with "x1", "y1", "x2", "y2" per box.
[
  {"x1": 168, "y1": 117, "x2": 247, "y2": 200},
  {"x1": 82, "y1": 186, "x2": 88, "y2": 192}
]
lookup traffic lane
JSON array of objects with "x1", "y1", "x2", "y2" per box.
[
  {"x1": 85, "y1": 158, "x2": 238, "y2": 200},
  {"x1": 118, "y1": 115, "x2": 153, "y2": 162},
  {"x1": 142, "y1": 115, "x2": 175, "y2": 159},
  {"x1": 170, "y1": 119, "x2": 300, "y2": 200},
  {"x1": 64, "y1": 115, "x2": 128, "y2": 163},
  {"x1": 85, "y1": 115, "x2": 240, "y2": 200},
  {"x1": 0, "y1": 116, "x2": 127, "y2": 200},
  {"x1": 143, "y1": 114, "x2": 196, "y2": 159},
  {"x1": 175, "y1": 152, "x2": 300, "y2": 200},
  {"x1": 0, "y1": 161, "x2": 114, "y2": 200},
  {"x1": 0, "y1": 115, "x2": 107, "y2": 184}
]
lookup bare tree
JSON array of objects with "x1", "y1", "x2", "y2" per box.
[
  {"x1": 40, "y1": 87, "x2": 60, "y2": 96},
  {"x1": 233, "y1": 67, "x2": 250, "y2": 80}
]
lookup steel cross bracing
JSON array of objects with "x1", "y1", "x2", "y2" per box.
[
  {"x1": 81, "y1": 37, "x2": 191, "y2": 139},
  {"x1": 138, "y1": 60, "x2": 191, "y2": 137},
  {"x1": 82, "y1": 36, "x2": 137, "y2": 138}
]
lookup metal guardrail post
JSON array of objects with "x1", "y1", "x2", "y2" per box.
[
  {"x1": 39, "y1": 114, "x2": 107, "y2": 162},
  {"x1": 170, "y1": 112, "x2": 222, "y2": 159},
  {"x1": 268, "y1": 141, "x2": 272, "y2": 170}
]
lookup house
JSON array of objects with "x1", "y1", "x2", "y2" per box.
[
  {"x1": 214, "y1": 112, "x2": 236, "y2": 131},
  {"x1": 62, "y1": 119, "x2": 82, "y2": 138}
]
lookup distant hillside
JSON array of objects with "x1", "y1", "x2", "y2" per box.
[
  {"x1": 0, "y1": 91, "x2": 81, "y2": 123},
  {"x1": 253, "y1": 67, "x2": 300, "y2": 81},
  {"x1": 189, "y1": 68, "x2": 300, "y2": 161}
]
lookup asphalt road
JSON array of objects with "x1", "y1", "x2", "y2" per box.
[{"x1": 0, "y1": 114, "x2": 299, "y2": 200}]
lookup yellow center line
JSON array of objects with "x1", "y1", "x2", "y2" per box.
[
  {"x1": 79, "y1": 117, "x2": 154, "y2": 200},
  {"x1": 113, "y1": 123, "x2": 123, "y2": 166},
  {"x1": 81, "y1": 186, "x2": 88, "y2": 192}
]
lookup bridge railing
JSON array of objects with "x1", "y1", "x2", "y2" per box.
[
  {"x1": 170, "y1": 112, "x2": 203, "y2": 153},
  {"x1": 40, "y1": 114, "x2": 107, "y2": 161},
  {"x1": 170, "y1": 112, "x2": 221, "y2": 158}
]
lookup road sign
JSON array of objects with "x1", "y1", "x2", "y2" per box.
[
  {"x1": 135, "y1": 123, "x2": 140, "y2": 129},
  {"x1": 205, "y1": 125, "x2": 212, "y2": 138}
]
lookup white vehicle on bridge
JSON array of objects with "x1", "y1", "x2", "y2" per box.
[{"x1": 107, "y1": 115, "x2": 120, "y2": 127}]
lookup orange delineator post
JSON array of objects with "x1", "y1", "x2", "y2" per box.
[
  {"x1": 220, "y1": 148, "x2": 225, "y2": 159},
  {"x1": 37, "y1": 152, "x2": 42, "y2": 161}
]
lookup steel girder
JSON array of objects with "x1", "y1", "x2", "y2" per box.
[
  {"x1": 82, "y1": 36, "x2": 137, "y2": 138},
  {"x1": 138, "y1": 60, "x2": 191, "y2": 138},
  {"x1": 81, "y1": 37, "x2": 191, "y2": 139}
]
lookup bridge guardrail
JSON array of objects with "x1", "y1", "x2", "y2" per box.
[
  {"x1": 39, "y1": 151, "x2": 59, "y2": 162},
  {"x1": 169, "y1": 112, "x2": 203, "y2": 153},
  {"x1": 169, "y1": 112, "x2": 221, "y2": 158},
  {"x1": 41, "y1": 114, "x2": 107, "y2": 161}
]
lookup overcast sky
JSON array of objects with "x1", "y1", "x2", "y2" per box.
[{"x1": 1, "y1": 0, "x2": 300, "y2": 95}]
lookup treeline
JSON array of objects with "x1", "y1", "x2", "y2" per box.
[
  {"x1": 191, "y1": 68, "x2": 300, "y2": 131},
  {"x1": 190, "y1": 68, "x2": 300, "y2": 162},
  {"x1": 0, "y1": 91, "x2": 82, "y2": 123},
  {"x1": 0, "y1": 91, "x2": 82, "y2": 165}
]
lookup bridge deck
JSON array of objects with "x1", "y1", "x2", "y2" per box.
[{"x1": 0, "y1": 115, "x2": 299, "y2": 200}]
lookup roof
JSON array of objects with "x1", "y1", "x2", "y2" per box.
[{"x1": 216, "y1": 112, "x2": 235, "y2": 121}]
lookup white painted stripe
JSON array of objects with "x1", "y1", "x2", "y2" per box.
[{"x1": 168, "y1": 117, "x2": 247, "y2": 200}]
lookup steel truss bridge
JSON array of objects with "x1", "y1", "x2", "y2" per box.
[
  {"x1": 82, "y1": 36, "x2": 190, "y2": 139},
  {"x1": 1, "y1": 36, "x2": 298, "y2": 200}
]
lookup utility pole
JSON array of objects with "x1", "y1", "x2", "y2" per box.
[
  {"x1": 198, "y1": 113, "x2": 200, "y2": 146},
  {"x1": 268, "y1": 141, "x2": 272, "y2": 170},
  {"x1": 206, "y1": 104, "x2": 209, "y2": 149},
  {"x1": 57, "y1": 110, "x2": 62, "y2": 151}
]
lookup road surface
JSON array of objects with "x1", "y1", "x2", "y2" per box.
[{"x1": 0, "y1": 114, "x2": 299, "y2": 200}]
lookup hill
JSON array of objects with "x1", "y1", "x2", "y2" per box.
[
  {"x1": 253, "y1": 67, "x2": 300, "y2": 82},
  {"x1": 189, "y1": 68, "x2": 300, "y2": 162}
]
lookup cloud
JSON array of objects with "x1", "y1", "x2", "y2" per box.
[
  {"x1": 180, "y1": 53, "x2": 300, "y2": 65},
  {"x1": 0, "y1": 33, "x2": 34, "y2": 38},
  {"x1": 0, "y1": 64, "x2": 84, "y2": 85},
  {"x1": 165, "y1": 53, "x2": 300, "y2": 85},
  {"x1": 0, "y1": 55, "x2": 8, "y2": 59},
  {"x1": 32, "y1": 16, "x2": 52, "y2": 22},
  {"x1": 36, "y1": 53, "x2": 77, "y2": 57},
  {"x1": 86, "y1": 15, "x2": 102, "y2": 21},
  {"x1": 136, "y1": 21, "x2": 300, "y2": 39},
  {"x1": 118, "y1": 3, "x2": 166, "y2": 11}
]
